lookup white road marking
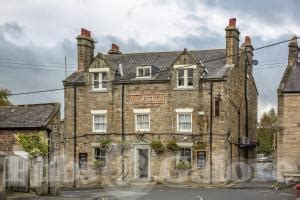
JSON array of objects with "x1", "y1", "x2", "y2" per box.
[
  {"x1": 280, "y1": 192, "x2": 295, "y2": 196},
  {"x1": 197, "y1": 195, "x2": 204, "y2": 200},
  {"x1": 260, "y1": 190, "x2": 275, "y2": 194}
]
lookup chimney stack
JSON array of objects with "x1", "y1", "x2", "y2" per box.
[
  {"x1": 108, "y1": 43, "x2": 121, "y2": 54},
  {"x1": 225, "y1": 18, "x2": 240, "y2": 65},
  {"x1": 76, "y1": 28, "x2": 95, "y2": 71},
  {"x1": 242, "y1": 36, "x2": 254, "y2": 74},
  {"x1": 288, "y1": 35, "x2": 298, "y2": 66}
]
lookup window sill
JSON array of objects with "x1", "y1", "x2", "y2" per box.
[
  {"x1": 89, "y1": 90, "x2": 109, "y2": 93},
  {"x1": 92, "y1": 131, "x2": 107, "y2": 134},
  {"x1": 176, "y1": 131, "x2": 193, "y2": 134},
  {"x1": 173, "y1": 87, "x2": 195, "y2": 91},
  {"x1": 135, "y1": 130, "x2": 150, "y2": 133},
  {"x1": 134, "y1": 77, "x2": 152, "y2": 79}
]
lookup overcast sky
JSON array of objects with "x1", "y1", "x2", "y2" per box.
[{"x1": 0, "y1": 0, "x2": 299, "y2": 119}]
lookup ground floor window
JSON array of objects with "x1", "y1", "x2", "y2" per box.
[
  {"x1": 196, "y1": 151, "x2": 206, "y2": 168},
  {"x1": 177, "y1": 148, "x2": 192, "y2": 169},
  {"x1": 79, "y1": 153, "x2": 88, "y2": 169},
  {"x1": 94, "y1": 148, "x2": 107, "y2": 167}
]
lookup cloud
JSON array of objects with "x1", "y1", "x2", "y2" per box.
[
  {"x1": 0, "y1": 23, "x2": 76, "y2": 112},
  {"x1": 0, "y1": 0, "x2": 299, "y2": 120}
]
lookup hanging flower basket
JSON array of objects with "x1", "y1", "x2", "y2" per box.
[
  {"x1": 150, "y1": 140, "x2": 164, "y2": 155},
  {"x1": 99, "y1": 138, "x2": 112, "y2": 149},
  {"x1": 166, "y1": 140, "x2": 178, "y2": 152}
]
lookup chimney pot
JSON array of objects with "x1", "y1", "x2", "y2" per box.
[
  {"x1": 80, "y1": 28, "x2": 91, "y2": 38},
  {"x1": 108, "y1": 43, "x2": 121, "y2": 54},
  {"x1": 245, "y1": 36, "x2": 251, "y2": 44},
  {"x1": 229, "y1": 18, "x2": 236, "y2": 27}
]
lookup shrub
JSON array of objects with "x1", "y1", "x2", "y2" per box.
[
  {"x1": 166, "y1": 140, "x2": 178, "y2": 152},
  {"x1": 93, "y1": 160, "x2": 103, "y2": 168},
  {"x1": 100, "y1": 138, "x2": 112, "y2": 148},
  {"x1": 116, "y1": 140, "x2": 130, "y2": 150},
  {"x1": 15, "y1": 132, "x2": 48, "y2": 157},
  {"x1": 176, "y1": 161, "x2": 191, "y2": 170},
  {"x1": 151, "y1": 140, "x2": 164, "y2": 155}
]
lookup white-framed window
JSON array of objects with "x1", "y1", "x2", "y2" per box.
[
  {"x1": 134, "y1": 109, "x2": 150, "y2": 132},
  {"x1": 177, "y1": 68, "x2": 193, "y2": 88},
  {"x1": 135, "y1": 113, "x2": 150, "y2": 132},
  {"x1": 92, "y1": 72, "x2": 108, "y2": 90},
  {"x1": 136, "y1": 66, "x2": 151, "y2": 78},
  {"x1": 91, "y1": 110, "x2": 107, "y2": 133},
  {"x1": 177, "y1": 113, "x2": 192, "y2": 132},
  {"x1": 94, "y1": 148, "x2": 107, "y2": 167},
  {"x1": 177, "y1": 148, "x2": 192, "y2": 165}
]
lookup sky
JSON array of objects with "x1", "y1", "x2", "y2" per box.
[{"x1": 0, "y1": 0, "x2": 299, "y2": 120}]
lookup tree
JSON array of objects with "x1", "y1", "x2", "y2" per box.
[
  {"x1": 15, "y1": 132, "x2": 49, "y2": 157},
  {"x1": 257, "y1": 108, "x2": 278, "y2": 155},
  {"x1": 0, "y1": 88, "x2": 11, "y2": 106}
]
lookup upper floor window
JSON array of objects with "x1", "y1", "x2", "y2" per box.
[
  {"x1": 92, "y1": 72, "x2": 108, "y2": 90},
  {"x1": 91, "y1": 110, "x2": 107, "y2": 133},
  {"x1": 136, "y1": 66, "x2": 151, "y2": 78},
  {"x1": 177, "y1": 68, "x2": 193, "y2": 88},
  {"x1": 136, "y1": 114, "x2": 150, "y2": 132},
  {"x1": 177, "y1": 113, "x2": 192, "y2": 132},
  {"x1": 176, "y1": 108, "x2": 193, "y2": 132},
  {"x1": 134, "y1": 109, "x2": 150, "y2": 132}
]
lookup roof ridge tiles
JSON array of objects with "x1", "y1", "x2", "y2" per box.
[{"x1": 101, "y1": 48, "x2": 225, "y2": 56}]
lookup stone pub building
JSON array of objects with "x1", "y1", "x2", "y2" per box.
[
  {"x1": 277, "y1": 35, "x2": 300, "y2": 183},
  {"x1": 63, "y1": 18, "x2": 257, "y2": 187}
]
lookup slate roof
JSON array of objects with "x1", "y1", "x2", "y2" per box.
[
  {"x1": 0, "y1": 103, "x2": 60, "y2": 129},
  {"x1": 65, "y1": 49, "x2": 228, "y2": 84},
  {"x1": 279, "y1": 63, "x2": 300, "y2": 93}
]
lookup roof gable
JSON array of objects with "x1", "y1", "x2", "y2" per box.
[
  {"x1": 65, "y1": 49, "x2": 227, "y2": 84},
  {"x1": 279, "y1": 63, "x2": 300, "y2": 93},
  {"x1": 0, "y1": 103, "x2": 60, "y2": 129}
]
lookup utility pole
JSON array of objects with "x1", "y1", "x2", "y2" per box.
[{"x1": 65, "y1": 56, "x2": 68, "y2": 79}]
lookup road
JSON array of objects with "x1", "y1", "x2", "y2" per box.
[{"x1": 56, "y1": 188, "x2": 295, "y2": 200}]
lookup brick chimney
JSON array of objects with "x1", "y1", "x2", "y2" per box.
[
  {"x1": 76, "y1": 28, "x2": 95, "y2": 71},
  {"x1": 288, "y1": 35, "x2": 298, "y2": 66},
  {"x1": 225, "y1": 18, "x2": 240, "y2": 65},
  {"x1": 108, "y1": 43, "x2": 121, "y2": 54}
]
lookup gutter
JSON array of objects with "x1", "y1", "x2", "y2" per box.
[
  {"x1": 73, "y1": 85, "x2": 77, "y2": 188},
  {"x1": 46, "y1": 129, "x2": 51, "y2": 194},
  {"x1": 209, "y1": 81, "x2": 213, "y2": 184}
]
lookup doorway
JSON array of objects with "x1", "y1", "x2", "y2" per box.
[{"x1": 134, "y1": 146, "x2": 150, "y2": 179}]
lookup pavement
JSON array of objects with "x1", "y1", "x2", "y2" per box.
[{"x1": 5, "y1": 186, "x2": 296, "y2": 200}]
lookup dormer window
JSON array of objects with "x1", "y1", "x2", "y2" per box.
[
  {"x1": 92, "y1": 72, "x2": 108, "y2": 90},
  {"x1": 89, "y1": 68, "x2": 109, "y2": 91},
  {"x1": 177, "y1": 68, "x2": 193, "y2": 88},
  {"x1": 136, "y1": 66, "x2": 151, "y2": 78}
]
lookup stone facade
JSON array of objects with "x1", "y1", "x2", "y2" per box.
[
  {"x1": 277, "y1": 36, "x2": 300, "y2": 183},
  {"x1": 0, "y1": 154, "x2": 5, "y2": 199},
  {"x1": 63, "y1": 18, "x2": 257, "y2": 187},
  {"x1": 0, "y1": 103, "x2": 62, "y2": 195}
]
